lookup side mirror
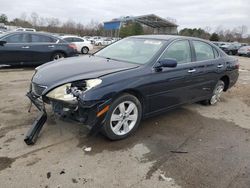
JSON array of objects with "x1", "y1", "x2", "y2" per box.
[
  {"x1": 155, "y1": 58, "x2": 177, "y2": 69},
  {"x1": 0, "y1": 40, "x2": 7, "y2": 46}
]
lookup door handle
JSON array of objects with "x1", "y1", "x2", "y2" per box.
[
  {"x1": 217, "y1": 64, "x2": 223, "y2": 68},
  {"x1": 22, "y1": 46, "x2": 30, "y2": 49},
  {"x1": 48, "y1": 45, "x2": 55, "y2": 48},
  {"x1": 188, "y1": 69, "x2": 196, "y2": 73}
]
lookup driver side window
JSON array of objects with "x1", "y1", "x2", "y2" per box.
[{"x1": 161, "y1": 40, "x2": 191, "y2": 64}]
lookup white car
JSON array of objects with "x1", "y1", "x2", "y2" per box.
[
  {"x1": 15, "y1": 28, "x2": 36, "y2": 32},
  {"x1": 95, "y1": 38, "x2": 114, "y2": 46},
  {"x1": 61, "y1": 36, "x2": 93, "y2": 54},
  {"x1": 94, "y1": 38, "x2": 105, "y2": 46}
]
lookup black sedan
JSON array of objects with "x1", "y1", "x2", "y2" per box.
[
  {"x1": 25, "y1": 35, "x2": 239, "y2": 145},
  {"x1": 0, "y1": 31, "x2": 78, "y2": 66}
]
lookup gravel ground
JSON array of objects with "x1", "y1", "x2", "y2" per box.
[{"x1": 0, "y1": 55, "x2": 250, "y2": 188}]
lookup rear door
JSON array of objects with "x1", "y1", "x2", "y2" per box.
[
  {"x1": 29, "y1": 34, "x2": 59, "y2": 64},
  {"x1": 0, "y1": 33, "x2": 31, "y2": 65},
  {"x1": 191, "y1": 40, "x2": 225, "y2": 98}
]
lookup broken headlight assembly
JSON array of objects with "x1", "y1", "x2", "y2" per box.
[{"x1": 46, "y1": 79, "x2": 102, "y2": 103}]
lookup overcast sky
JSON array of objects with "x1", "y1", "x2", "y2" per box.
[{"x1": 1, "y1": 0, "x2": 249, "y2": 33}]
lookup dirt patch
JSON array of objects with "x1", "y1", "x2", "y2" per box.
[
  {"x1": 1, "y1": 109, "x2": 19, "y2": 115},
  {"x1": 3, "y1": 137, "x2": 16, "y2": 144},
  {"x1": 26, "y1": 157, "x2": 41, "y2": 166},
  {"x1": 77, "y1": 108, "x2": 250, "y2": 188},
  {"x1": 0, "y1": 157, "x2": 15, "y2": 171}
]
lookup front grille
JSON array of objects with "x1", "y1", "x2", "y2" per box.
[{"x1": 32, "y1": 83, "x2": 47, "y2": 96}]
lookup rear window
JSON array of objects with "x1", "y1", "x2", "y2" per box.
[
  {"x1": 193, "y1": 41, "x2": 214, "y2": 61},
  {"x1": 31, "y1": 34, "x2": 57, "y2": 43},
  {"x1": 213, "y1": 48, "x2": 220, "y2": 58}
]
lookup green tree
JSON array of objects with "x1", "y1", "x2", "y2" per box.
[
  {"x1": 210, "y1": 33, "x2": 220, "y2": 41},
  {"x1": 179, "y1": 28, "x2": 210, "y2": 39},
  {"x1": 0, "y1": 14, "x2": 8, "y2": 24},
  {"x1": 120, "y1": 22, "x2": 144, "y2": 38}
]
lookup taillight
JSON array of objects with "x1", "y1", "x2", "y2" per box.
[
  {"x1": 68, "y1": 43, "x2": 77, "y2": 50},
  {"x1": 247, "y1": 48, "x2": 250, "y2": 52},
  {"x1": 235, "y1": 62, "x2": 240, "y2": 69}
]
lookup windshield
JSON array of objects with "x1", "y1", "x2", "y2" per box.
[{"x1": 95, "y1": 38, "x2": 165, "y2": 64}]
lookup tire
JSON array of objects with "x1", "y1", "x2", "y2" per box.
[
  {"x1": 201, "y1": 80, "x2": 225, "y2": 105},
  {"x1": 51, "y1": 52, "x2": 65, "y2": 61},
  {"x1": 101, "y1": 94, "x2": 142, "y2": 140},
  {"x1": 81, "y1": 47, "x2": 89, "y2": 54},
  {"x1": 228, "y1": 51, "x2": 233, "y2": 55}
]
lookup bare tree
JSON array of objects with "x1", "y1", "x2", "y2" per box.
[{"x1": 30, "y1": 12, "x2": 39, "y2": 27}]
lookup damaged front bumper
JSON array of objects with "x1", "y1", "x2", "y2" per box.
[
  {"x1": 25, "y1": 90, "x2": 112, "y2": 145},
  {"x1": 24, "y1": 92, "x2": 47, "y2": 145}
]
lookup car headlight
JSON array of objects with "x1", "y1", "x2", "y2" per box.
[{"x1": 46, "y1": 79, "x2": 102, "y2": 102}]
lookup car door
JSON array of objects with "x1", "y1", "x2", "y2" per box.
[
  {"x1": 146, "y1": 39, "x2": 206, "y2": 114},
  {"x1": 72, "y1": 37, "x2": 84, "y2": 51},
  {"x1": 191, "y1": 40, "x2": 225, "y2": 98},
  {"x1": 0, "y1": 33, "x2": 31, "y2": 65},
  {"x1": 29, "y1": 34, "x2": 58, "y2": 64}
]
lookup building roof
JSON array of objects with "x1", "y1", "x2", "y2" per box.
[{"x1": 104, "y1": 14, "x2": 178, "y2": 29}]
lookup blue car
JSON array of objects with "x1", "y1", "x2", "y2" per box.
[
  {"x1": 0, "y1": 31, "x2": 78, "y2": 66},
  {"x1": 25, "y1": 35, "x2": 239, "y2": 145}
]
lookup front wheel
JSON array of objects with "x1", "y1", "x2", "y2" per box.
[
  {"x1": 101, "y1": 94, "x2": 142, "y2": 140},
  {"x1": 201, "y1": 80, "x2": 225, "y2": 105}
]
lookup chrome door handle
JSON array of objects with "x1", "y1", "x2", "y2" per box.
[
  {"x1": 22, "y1": 46, "x2": 30, "y2": 49},
  {"x1": 48, "y1": 45, "x2": 55, "y2": 48},
  {"x1": 217, "y1": 64, "x2": 223, "y2": 68},
  {"x1": 188, "y1": 69, "x2": 196, "y2": 73}
]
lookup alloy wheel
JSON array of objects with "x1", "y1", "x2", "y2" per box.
[
  {"x1": 210, "y1": 83, "x2": 224, "y2": 105},
  {"x1": 110, "y1": 101, "x2": 138, "y2": 136}
]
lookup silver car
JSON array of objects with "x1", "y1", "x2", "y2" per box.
[{"x1": 238, "y1": 46, "x2": 250, "y2": 57}]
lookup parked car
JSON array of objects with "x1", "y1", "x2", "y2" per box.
[
  {"x1": 238, "y1": 45, "x2": 250, "y2": 57},
  {"x1": 15, "y1": 28, "x2": 36, "y2": 32},
  {"x1": 61, "y1": 35, "x2": 93, "y2": 54},
  {"x1": 219, "y1": 44, "x2": 240, "y2": 55},
  {"x1": 94, "y1": 38, "x2": 105, "y2": 46},
  {"x1": 95, "y1": 38, "x2": 114, "y2": 46},
  {"x1": 89, "y1": 36, "x2": 101, "y2": 44},
  {"x1": 25, "y1": 35, "x2": 239, "y2": 145},
  {"x1": 0, "y1": 31, "x2": 78, "y2": 66}
]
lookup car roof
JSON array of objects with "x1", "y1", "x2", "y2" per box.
[
  {"x1": 1, "y1": 31, "x2": 62, "y2": 40},
  {"x1": 61, "y1": 35, "x2": 82, "y2": 38},
  {"x1": 131, "y1": 35, "x2": 211, "y2": 42}
]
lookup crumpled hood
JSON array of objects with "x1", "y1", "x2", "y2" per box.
[{"x1": 32, "y1": 55, "x2": 139, "y2": 91}]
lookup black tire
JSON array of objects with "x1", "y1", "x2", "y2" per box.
[
  {"x1": 101, "y1": 94, "x2": 142, "y2": 140},
  {"x1": 81, "y1": 47, "x2": 89, "y2": 54},
  {"x1": 228, "y1": 51, "x2": 233, "y2": 55},
  {"x1": 201, "y1": 80, "x2": 225, "y2": 105},
  {"x1": 51, "y1": 52, "x2": 65, "y2": 61}
]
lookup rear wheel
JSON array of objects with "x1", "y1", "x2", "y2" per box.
[
  {"x1": 201, "y1": 80, "x2": 225, "y2": 105},
  {"x1": 81, "y1": 47, "x2": 89, "y2": 54},
  {"x1": 51, "y1": 52, "x2": 65, "y2": 61},
  {"x1": 101, "y1": 94, "x2": 142, "y2": 140}
]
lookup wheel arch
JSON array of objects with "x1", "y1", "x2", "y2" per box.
[
  {"x1": 51, "y1": 50, "x2": 67, "y2": 58},
  {"x1": 113, "y1": 89, "x2": 146, "y2": 115},
  {"x1": 220, "y1": 75, "x2": 230, "y2": 91},
  {"x1": 82, "y1": 46, "x2": 89, "y2": 51}
]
